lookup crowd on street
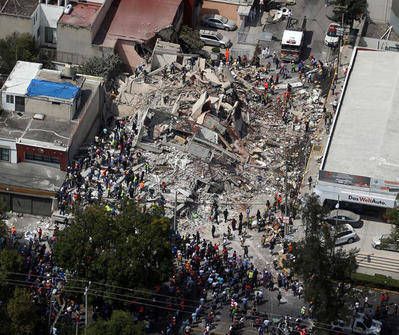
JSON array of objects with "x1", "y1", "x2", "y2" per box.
[{"x1": 3, "y1": 44, "x2": 343, "y2": 335}]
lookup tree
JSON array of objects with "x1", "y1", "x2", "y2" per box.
[
  {"x1": 178, "y1": 25, "x2": 204, "y2": 53},
  {"x1": 287, "y1": 194, "x2": 358, "y2": 322},
  {"x1": 333, "y1": 0, "x2": 368, "y2": 26},
  {"x1": 6, "y1": 288, "x2": 39, "y2": 335},
  {"x1": 87, "y1": 310, "x2": 144, "y2": 335},
  {"x1": 382, "y1": 209, "x2": 399, "y2": 250},
  {"x1": 78, "y1": 54, "x2": 124, "y2": 81},
  {"x1": 54, "y1": 201, "x2": 173, "y2": 290},
  {"x1": 0, "y1": 33, "x2": 38, "y2": 74}
]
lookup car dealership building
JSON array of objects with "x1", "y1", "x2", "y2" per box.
[{"x1": 315, "y1": 48, "x2": 399, "y2": 213}]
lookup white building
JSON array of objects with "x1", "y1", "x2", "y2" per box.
[
  {"x1": 0, "y1": 0, "x2": 66, "y2": 48},
  {"x1": 315, "y1": 48, "x2": 399, "y2": 216}
]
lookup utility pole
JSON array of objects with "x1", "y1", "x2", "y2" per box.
[
  {"x1": 284, "y1": 159, "x2": 289, "y2": 217},
  {"x1": 173, "y1": 190, "x2": 178, "y2": 232},
  {"x1": 48, "y1": 294, "x2": 53, "y2": 334},
  {"x1": 84, "y1": 281, "x2": 91, "y2": 335},
  {"x1": 334, "y1": 5, "x2": 347, "y2": 72}
]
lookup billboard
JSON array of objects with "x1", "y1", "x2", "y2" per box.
[
  {"x1": 370, "y1": 178, "x2": 399, "y2": 192},
  {"x1": 319, "y1": 170, "x2": 370, "y2": 188}
]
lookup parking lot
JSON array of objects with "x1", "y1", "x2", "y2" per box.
[{"x1": 342, "y1": 219, "x2": 399, "y2": 279}]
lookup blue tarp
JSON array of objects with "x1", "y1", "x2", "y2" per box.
[{"x1": 27, "y1": 79, "x2": 79, "y2": 100}]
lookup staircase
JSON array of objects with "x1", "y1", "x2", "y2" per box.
[{"x1": 355, "y1": 253, "x2": 399, "y2": 279}]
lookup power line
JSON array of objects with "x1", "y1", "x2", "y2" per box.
[
  {"x1": 2, "y1": 279, "x2": 352, "y2": 334},
  {"x1": 2, "y1": 274, "x2": 200, "y2": 310},
  {"x1": 3, "y1": 271, "x2": 203, "y2": 306}
]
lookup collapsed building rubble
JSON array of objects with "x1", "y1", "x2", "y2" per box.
[{"x1": 105, "y1": 56, "x2": 329, "y2": 231}]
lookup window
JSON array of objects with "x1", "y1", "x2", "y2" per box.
[
  {"x1": 25, "y1": 152, "x2": 60, "y2": 165},
  {"x1": 45, "y1": 27, "x2": 56, "y2": 44},
  {"x1": 6, "y1": 95, "x2": 14, "y2": 104},
  {"x1": 0, "y1": 148, "x2": 10, "y2": 161}
]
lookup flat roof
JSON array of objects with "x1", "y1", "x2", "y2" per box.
[
  {"x1": 59, "y1": 1, "x2": 101, "y2": 28},
  {"x1": 0, "y1": 161, "x2": 66, "y2": 193},
  {"x1": 282, "y1": 30, "x2": 303, "y2": 46},
  {"x1": 323, "y1": 49, "x2": 399, "y2": 182},
  {"x1": 0, "y1": 76, "x2": 99, "y2": 148},
  {"x1": 98, "y1": 0, "x2": 182, "y2": 44},
  {"x1": 0, "y1": 0, "x2": 37, "y2": 17},
  {"x1": 0, "y1": 111, "x2": 31, "y2": 141},
  {"x1": 2, "y1": 61, "x2": 42, "y2": 96}
]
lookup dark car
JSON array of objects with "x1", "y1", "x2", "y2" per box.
[{"x1": 325, "y1": 209, "x2": 362, "y2": 228}]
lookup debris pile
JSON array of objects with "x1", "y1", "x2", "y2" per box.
[
  {"x1": 105, "y1": 57, "x2": 329, "y2": 228},
  {"x1": 55, "y1": 54, "x2": 331, "y2": 237}
]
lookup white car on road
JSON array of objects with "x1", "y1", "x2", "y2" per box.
[{"x1": 324, "y1": 22, "x2": 340, "y2": 47}]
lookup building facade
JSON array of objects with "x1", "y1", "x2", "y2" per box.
[{"x1": 0, "y1": 61, "x2": 104, "y2": 215}]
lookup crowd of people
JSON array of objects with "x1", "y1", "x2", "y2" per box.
[
  {"x1": 57, "y1": 117, "x2": 154, "y2": 215},
  {"x1": 0, "y1": 227, "x2": 82, "y2": 334},
  {"x1": 0, "y1": 33, "x2": 341, "y2": 335},
  {"x1": 155, "y1": 229, "x2": 308, "y2": 335}
]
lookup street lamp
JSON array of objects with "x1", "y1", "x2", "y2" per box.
[{"x1": 335, "y1": 195, "x2": 340, "y2": 226}]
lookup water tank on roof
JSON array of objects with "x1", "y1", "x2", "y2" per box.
[
  {"x1": 64, "y1": 4, "x2": 73, "y2": 15},
  {"x1": 61, "y1": 64, "x2": 77, "y2": 80}
]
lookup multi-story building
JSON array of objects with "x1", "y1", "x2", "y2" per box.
[
  {"x1": 0, "y1": 61, "x2": 105, "y2": 215},
  {"x1": 0, "y1": 0, "x2": 68, "y2": 48}
]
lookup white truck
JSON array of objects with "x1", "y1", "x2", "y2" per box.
[
  {"x1": 330, "y1": 315, "x2": 382, "y2": 335},
  {"x1": 280, "y1": 17, "x2": 306, "y2": 63}
]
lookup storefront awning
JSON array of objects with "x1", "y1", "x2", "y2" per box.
[{"x1": 315, "y1": 183, "x2": 398, "y2": 208}]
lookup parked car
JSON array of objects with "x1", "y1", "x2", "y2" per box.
[
  {"x1": 372, "y1": 234, "x2": 399, "y2": 252},
  {"x1": 325, "y1": 209, "x2": 362, "y2": 228},
  {"x1": 199, "y1": 30, "x2": 232, "y2": 48},
  {"x1": 334, "y1": 224, "x2": 358, "y2": 245},
  {"x1": 265, "y1": 1, "x2": 282, "y2": 11},
  {"x1": 331, "y1": 314, "x2": 382, "y2": 335},
  {"x1": 201, "y1": 14, "x2": 237, "y2": 31},
  {"x1": 324, "y1": 22, "x2": 340, "y2": 47}
]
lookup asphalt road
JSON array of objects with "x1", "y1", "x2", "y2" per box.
[{"x1": 264, "y1": 0, "x2": 337, "y2": 62}]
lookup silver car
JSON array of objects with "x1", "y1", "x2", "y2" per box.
[
  {"x1": 201, "y1": 14, "x2": 237, "y2": 31},
  {"x1": 199, "y1": 30, "x2": 232, "y2": 48},
  {"x1": 334, "y1": 224, "x2": 358, "y2": 245},
  {"x1": 326, "y1": 209, "x2": 362, "y2": 228},
  {"x1": 372, "y1": 234, "x2": 398, "y2": 251}
]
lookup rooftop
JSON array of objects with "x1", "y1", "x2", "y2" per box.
[
  {"x1": 2, "y1": 61, "x2": 42, "y2": 96},
  {"x1": 323, "y1": 49, "x2": 399, "y2": 182},
  {"x1": 0, "y1": 111, "x2": 31, "y2": 141},
  {"x1": 0, "y1": 161, "x2": 66, "y2": 193},
  {"x1": 0, "y1": 0, "x2": 38, "y2": 17},
  {"x1": 58, "y1": 1, "x2": 101, "y2": 28},
  {"x1": 96, "y1": 0, "x2": 182, "y2": 45},
  {"x1": 282, "y1": 30, "x2": 303, "y2": 46},
  {"x1": 0, "y1": 76, "x2": 99, "y2": 148}
]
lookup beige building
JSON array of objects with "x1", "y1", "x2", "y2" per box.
[
  {"x1": 201, "y1": 0, "x2": 255, "y2": 25},
  {"x1": 367, "y1": 0, "x2": 399, "y2": 34},
  {"x1": 56, "y1": 0, "x2": 184, "y2": 69},
  {"x1": 0, "y1": 0, "x2": 67, "y2": 48},
  {"x1": 0, "y1": 61, "x2": 105, "y2": 215}
]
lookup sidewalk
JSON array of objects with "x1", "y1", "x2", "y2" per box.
[
  {"x1": 299, "y1": 44, "x2": 354, "y2": 196},
  {"x1": 292, "y1": 45, "x2": 354, "y2": 238}
]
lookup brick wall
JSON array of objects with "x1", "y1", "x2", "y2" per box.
[
  {"x1": 201, "y1": 1, "x2": 240, "y2": 22},
  {"x1": 16, "y1": 144, "x2": 68, "y2": 171}
]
